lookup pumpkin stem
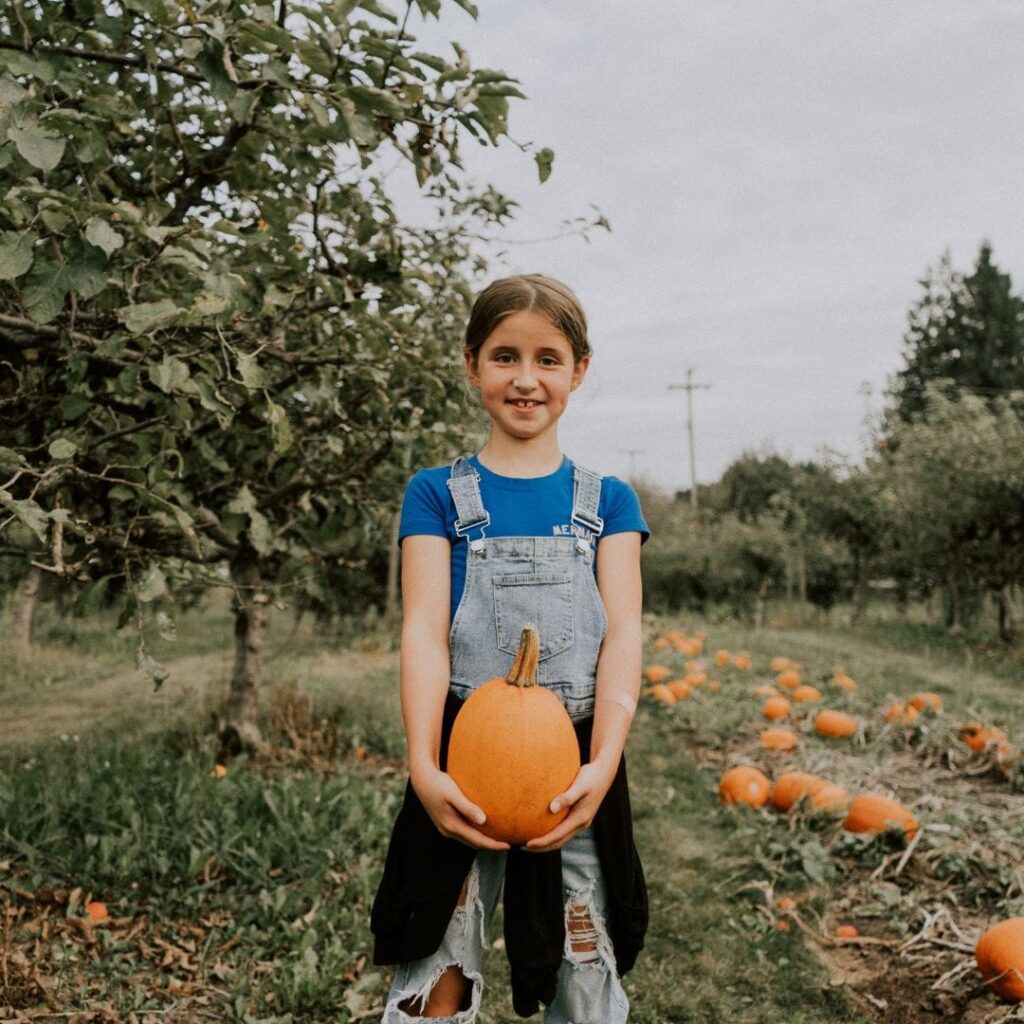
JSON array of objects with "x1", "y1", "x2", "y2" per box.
[{"x1": 506, "y1": 624, "x2": 540, "y2": 687}]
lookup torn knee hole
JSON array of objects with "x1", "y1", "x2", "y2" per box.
[
  {"x1": 397, "y1": 964, "x2": 472, "y2": 1017},
  {"x1": 567, "y1": 900, "x2": 602, "y2": 964}
]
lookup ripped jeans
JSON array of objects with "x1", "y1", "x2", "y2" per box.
[{"x1": 381, "y1": 828, "x2": 629, "y2": 1023}]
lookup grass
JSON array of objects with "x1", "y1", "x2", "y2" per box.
[{"x1": 2, "y1": 599, "x2": 1023, "y2": 1021}]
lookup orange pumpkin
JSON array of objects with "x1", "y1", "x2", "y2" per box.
[
  {"x1": 760, "y1": 728, "x2": 799, "y2": 752},
  {"x1": 653, "y1": 637, "x2": 671, "y2": 650},
  {"x1": 85, "y1": 900, "x2": 109, "y2": 922},
  {"x1": 447, "y1": 625, "x2": 581, "y2": 844},
  {"x1": 883, "y1": 700, "x2": 907, "y2": 723},
  {"x1": 718, "y1": 765, "x2": 770, "y2": 808},
  {"x1": 770, "y1": 656, "x2": 790, "y2": 672},
  {"x1": 843, "y1": 794, "x2": 918, "y2": 840},
  {"x1": 777, "y1": 669, "x2": 801, "y2": 690},
  {"x1": 707, "y1": 679, "x2": 721, "y2": 692},
  {"x1": 792, "y1": 685, "x2": 823, "y2": 704},
  {"x1": 731, "y1": 653, "x2": 753, "y2": 671},
  {"x1": 961, "y1": 722, "x2": 1008, "y2": 753},
  {"x1": 908, "y1": 691, "x2": 944, "y2": 713},
  {"x1": 770, "y1": 772, "x2": 821, "y2": 812},
  {"x1": 714, "y1": 649, "x2": 731, "y2": 667},
  {"x1": 752, "y1": 684, "x2": 781, "y2": 699},
  {"x1": 650, "y1": 683, "x2": 677, "y2": 706},
  {"x1": 814, "y1": 709, "x2": 857, "y2": 739},
  {"x1": 644, "y1": 665, "x2": 672, "y2": 683},
  {"x1": 831, "y1": 673, "x2": 857, "y2": 692},
  {"x1": 809, "y1": 781, "x2": 849, "y2": 812},
  {"x1": 976, "y1": 917, "x2": 1024, "y2": 1002},
  {"x1": 836, "y1": 924, "x2": 859, "y2": 939},
  {"x1": 667, "y1": 679, "x2": 692, "y2": 700},
  {"x1": 763, "y1": 696, "x2": 791, "y2": 721}
]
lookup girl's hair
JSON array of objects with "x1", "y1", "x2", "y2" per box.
[{"x1": 464, "y1": 274, "x2": 590, "y2": 364}]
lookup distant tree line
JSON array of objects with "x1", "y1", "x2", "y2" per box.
[{"x1": 640, "y1": 241, "x2": 1024, "y2": 645}]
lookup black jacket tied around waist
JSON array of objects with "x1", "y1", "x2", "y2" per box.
[{"x1": 370, "y1": 691, "x2": 648, "y2": 1018}]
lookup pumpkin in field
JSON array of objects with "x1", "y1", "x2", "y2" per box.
[
  {"x1": 836, "y1": 924, "x2": 859, "y2": 939},
  {"x1": 653, "y1": 636, "x2": 670, "y2": 650},
  {"x1": 714, "y1": 649, "x2": 731, "y2": 667},
  {"x1": 975, "y1": 917, "x2": 1024, "y2": 1002},
  {"x1": 447, "y1": 624, "x2": 581, "y2": 844},
  {"x1": 760, "y1": 728, "x2": 799, "y2": 752},
  {"x1": 814, "y1": 709, "x2": 857, "y2": 739},
  {"x1": 770, "y1": 656, "x2": 790, "y2": 672},
  {"x1": 85, "y1": 900, "x2": 109, "y2": 922},
  {"x1": 686, "y1": 671, "x2": 707, "y2": 687},
  {"x1": 831, "y1": 672, "x2": 857, "y2": 692},
  {"x1": 718, "y1": 765, "x2": 770, "y2": 808},
  {"x1": 752, "y1": 684, "x2": 781, "y2": 699},
  {"x1": 731, "y1": 652, "x2": 753, "y2": 671},
  {"x1": 707, "y1": 679, "x2": 721, "y2": 692},
  {"x1": 843, "y1": 793, "x2": 918, "y2": 840},
  {"x1": 667, "y1": 679, "x2": 692, "y2": 700},
  {"x1": 763, "y1": 695, "x2": 791, "y2": 720},
  {"x1": 770, "y1": 772, "x2": 820, "y2": 811},
  {"x1": 644, "y1": 664, "x2": 672, "y2": 683},
  {"x1": 961, "y1": 722, "x2": 1008, "y2": 753},
  {"x1": 777, "y1": 669, "x2": 801, "y2": 690},
  {"x1": 650, "y1": 683, "x2": 677, "y2": 706},
  {"x1": 909, "y1": 691, "x2": 944, "y2": 714},
  {"x1": 810, "y1": 781, "x2": 850, "y2": 812},
  {"x1": 883, "y1": 701, "x2": 906, "y2": 723},
  {"x1": 791, "y1": 684, "x2": 822, "y2": 704}
]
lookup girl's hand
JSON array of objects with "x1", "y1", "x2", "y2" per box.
[
  {"x1": 412, "y1": 766, "x2": 511, "y2": 851},
  {"x1": 523, "y1": 761, "x2": 617, "y2": 853}
]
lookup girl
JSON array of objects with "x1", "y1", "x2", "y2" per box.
[{"x1": 371, "y1": 274, "x2": 648, "y2": 1023}]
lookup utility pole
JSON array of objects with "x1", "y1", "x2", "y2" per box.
[
  {"x1": 618, "y1": 447, "x2": 643, "y2": 481},
  {"x1": 668, "y1": 368, "x2": 711, "y2": 511}
]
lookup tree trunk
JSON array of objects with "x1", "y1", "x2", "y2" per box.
[
  {"x1": 219, "y1": 547, "x2": 267, "y2": 755},
  {"x1": 11, "y1": 566, "x2": 42, "y2": 652},
  {"x1": 849, "y1": 551, "x2": 868, "y2": 625},
  {"x1": 385, "y1": 506, "x2": 401, "y2": 625},
  {"x1": 946, "y1": 571, "x2": 964, "y2": 636},
  {"x1": 754, "y1": 578, "x2": 769, "y2": 630},
  {"x1": 995, "y1": 583, "x2": 1018, "y2": 645}
]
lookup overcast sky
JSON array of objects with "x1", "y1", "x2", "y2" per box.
[{"x1": 386, "y1": 1, "x2": 1024, "y2": 493}]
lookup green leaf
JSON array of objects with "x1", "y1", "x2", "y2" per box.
[
  {"x1": 266, "y1": 398, "x2": 293, "y2": 454},
  {"x1": 237, "y1": 352, "x2": 267, "y2": 389},
  {"x1": 0, "y1": 231, "x2": 34, "y2": 280},
  {"x1": 0, "y1": 75, "x2": 28, "y2": 108},
  {"x1": 8, "y1": 125, "x2": 66, "y2": 172},
  {"x1": 84, "y1": 217, "x2": 124, "y2": 256},
  {"x1": 0, "y1": 446, "x2": 25, "y2": 466},
  {"x1": 248, "y1": 507, "x2": 274, "y2": 555},
  {"x1": 65, "y1": 237, "x2": 108, "y2": 299},
  {"x1": 48, "y1": 438, "x2": 77, "y2": 460},
  {"x1": 534, "y1": 147, "x2": 554, "y2": 184},
  {"x1": 75, "y1": 575, "x2": 113, "y2": 617},
  {"x1": 137, "y1": 563, "x2": 168, "y2": 602},
  {"x1": 120, "y1": 299, "x2": 182, "y2": 335},
  {"x1": 0, "y1": 492, "x2": 49, "y2": 543},
  {"x1": 61, "y1": 393, "x2": 91, "y2": 421},
  {"x1": 149, "y1": 355, "x2": 191, "y2": 394},
  {"x1": 23, "y1": 258, "x2": 68, "y2": 324}
]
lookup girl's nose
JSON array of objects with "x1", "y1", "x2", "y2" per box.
[{"x1": 514, "y1": 363, "x2": 537, "y2": 390}]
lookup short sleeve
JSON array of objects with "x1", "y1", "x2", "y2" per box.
[
  {"x1": 600, "y1": 477, "x2": 650, "y2": 545},
  {"x1": 398, "y1": 469, "x2": 450, "y2": 545}
]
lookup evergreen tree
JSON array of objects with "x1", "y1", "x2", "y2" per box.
[{"x1": 889, "y1": 242, "x2": 1024, "y2": 423}]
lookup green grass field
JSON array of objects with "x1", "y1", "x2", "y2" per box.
[{"x1": 2, "y1": 599, "x2": 1023, "y2": 1023}]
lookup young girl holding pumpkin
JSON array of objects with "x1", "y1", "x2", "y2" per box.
[{"x1": 371, "y1": 274, "x2": 649, "y2": 1023}]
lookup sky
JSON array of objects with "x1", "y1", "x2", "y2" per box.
[{"x1": 386, "y1": 1, "x2": 1024, "y2": 492}]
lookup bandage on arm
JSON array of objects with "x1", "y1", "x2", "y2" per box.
[{"x1": 599, "y1": 691, "x2": 637, "y2": 717}]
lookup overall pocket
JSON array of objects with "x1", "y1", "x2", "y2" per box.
[{"x1": 493, "y1": 572, "x2": 575, "y2": 660}]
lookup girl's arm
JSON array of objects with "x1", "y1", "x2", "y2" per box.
[
  {"x1": 525, "y1": 531, "x2": 642, "y2": 852},
  {"x1": 400, "y1": 534, "x2": 510, "y2": 851}
]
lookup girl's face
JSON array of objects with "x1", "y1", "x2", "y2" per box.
[{"x1": 466, "y1": 310, "x2": 589, "y2": 445}]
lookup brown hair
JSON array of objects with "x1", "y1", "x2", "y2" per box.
[{"x1": 464, "y1": 274, "x2": 590, "y2": 364}]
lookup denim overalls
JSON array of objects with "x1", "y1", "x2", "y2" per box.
[{"x1": 382, "y1": 456, "x2": 631, "y2": 1024}]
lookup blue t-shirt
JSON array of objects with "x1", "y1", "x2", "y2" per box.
[{"x1": 399, "y1": 453, "x2": 650, "y2": 624}]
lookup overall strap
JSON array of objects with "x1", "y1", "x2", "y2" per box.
[
  {"x1": 446, "y1": 456, "x2": 489, "y2": 552},
  {"x1": 571, "y1": 462, "x2": 604, "y2": 554}
]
